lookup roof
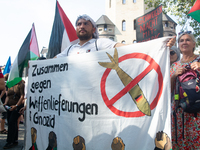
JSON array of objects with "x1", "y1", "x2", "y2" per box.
[
  {"x1": 96, "y1": 15, "x2": 115, "y2": 26},
  {"x1": 163, "y1": 13, "x2": 177, "y2": 25}
]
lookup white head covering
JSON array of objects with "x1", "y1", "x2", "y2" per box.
[
  {"x1": 170, "y1": 46, "x2": 180, "y2": 61},
  {"x1": 75, "y1": 14, "x2": 99, "y2": 39}
]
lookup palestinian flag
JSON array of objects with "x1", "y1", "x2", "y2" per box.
[
  {"x1": 188, "y1": 0, "x2": 200, "y2": 23},
  {"x1": 46, "y1": 0, "x2": 78, "y2": 58},
  {"x1": 6, "y1": 23, "x2": 39, "y2": 88}
]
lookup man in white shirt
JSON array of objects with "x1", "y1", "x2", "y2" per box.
[{"x1": 55, "y1": 14, "x2": 175, "y2": 58}]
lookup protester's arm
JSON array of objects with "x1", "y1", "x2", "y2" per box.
[
  {"x1": 170, "y1": 67, "x2": 187, "y2": 92},
  {"x1": 19, "y1": 97, "x2": 27, "y2": 114},
  {"x1": 19, "y1": 105, "x2": 26, "y2": 115},
  {"x1": 10, "y1": 94, "x2": 24, "y2": 111},
  {"x1": 114, "y1": 43, "x2": 127, "y2": 47},
  {"x1": 10, "y1": 81, "x2": 25, "y2": 111},
  {"x1": 114, "y1": 36, "x2": 176, "y2": 48},
  {"x1": 167, "y1": 36, "x2": 176, "y2": 48},
  {"x1": 190, "y1": 61, "x2": 200, "y2": 70},
  {"x1": 0, "y1": 78, "x2": 5, "y2": 91},
  {"x1": 0, "y1": 87, "x2": 5, "y2": 99},
  {"x1": 170, "y1": 74, "x2": 177, "y2": 93},
  {"x1": 3, "y1": 94, "x2": 8, "y2": 106}
]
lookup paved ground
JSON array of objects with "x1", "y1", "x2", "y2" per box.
[{"x1": 0, "y1": 123, "x2": 25, "y2": 150}]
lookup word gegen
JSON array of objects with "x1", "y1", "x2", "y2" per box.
[{"x1": 30, "y1": 79, "x2": 51, "y2": 93}]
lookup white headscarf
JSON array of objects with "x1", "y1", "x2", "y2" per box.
[
  {"x1": 75, "y1": 14, "x2": 99, "y2": 39},
  {"x1": 170, "y1": 46, "x2": 180, "y2": 61}
]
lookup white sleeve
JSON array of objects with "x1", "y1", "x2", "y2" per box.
[
  {"x1": 97, "y1": 38, "x2": 117, "y2": 50},
  {"x1": 56, "y1": 45, "x2": 72, "y2": 58}
]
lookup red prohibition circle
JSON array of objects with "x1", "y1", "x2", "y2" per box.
[{"x1": 100, "y1": 52, "x2": 163, "y2": 117}]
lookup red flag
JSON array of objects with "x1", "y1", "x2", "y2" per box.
[{"x1": 47, "y1": 0, "x2": 78, "y2": 58}]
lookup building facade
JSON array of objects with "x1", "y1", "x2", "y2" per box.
[
  {"x1": 97, "y1": 0, "x2": 177, "y2": 44},
  {"x1": 96, "y1": 15, "x2": 115, "y2": 41}
]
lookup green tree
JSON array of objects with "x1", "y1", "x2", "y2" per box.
[{"x1": 144, "y1": 0, "x2": 200, "y2": 46}]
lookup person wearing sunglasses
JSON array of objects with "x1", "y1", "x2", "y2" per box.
[
  {"x1": 170, "y1": 31, "x2": 200, "y2": 149},
  {"x1": 170, "y1": 46, "x2": 180, "y2": 66}
]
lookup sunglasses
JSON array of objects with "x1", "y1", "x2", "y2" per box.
[
  {"x1": 178, "y1": 31, "x2": 192, "y2": 36},
  {"x1": 170, "y1": 51, "x2": 176, "y2": 56}
]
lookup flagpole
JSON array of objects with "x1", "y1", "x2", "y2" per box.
[{"x1": 180, "y1": 18, "x2": 189, "y2": 31}]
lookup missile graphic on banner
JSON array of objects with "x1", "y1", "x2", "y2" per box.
[{"x1": 98, "y1": 49, "x2": 151, "y2": 116}]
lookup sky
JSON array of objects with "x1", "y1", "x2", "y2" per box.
[
  {"x1": 0, "y1": 0, "x2": 106, "y2": 65},
  {"x1": 0, "y1": 0, "x2": 183, "y2": 66}
]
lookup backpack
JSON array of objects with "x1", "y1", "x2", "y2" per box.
[
  {"x1": 174, "y1": 65, "x2": 200, "y2": 113},
  {"x1": 173, "y1": 65, "x2": 200, "y2": 142}
]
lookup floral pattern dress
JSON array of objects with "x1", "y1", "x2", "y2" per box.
[{"x1": 170, "y1": 56, "x2": 200, "y2": 150}]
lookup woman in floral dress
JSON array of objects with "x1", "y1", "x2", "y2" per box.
[{"x1": 170, "y1": 31, "x2": 200, "y2": 149}]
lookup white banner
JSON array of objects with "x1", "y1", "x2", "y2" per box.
[{"x1": 25, "y1": 37, "x2": 171, "y2": 150}]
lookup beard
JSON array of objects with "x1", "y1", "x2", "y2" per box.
[{"x1": 76, "y1": 29, "x2": 93, "y2": 41}]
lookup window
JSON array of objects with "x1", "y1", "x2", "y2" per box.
[
  {"x1": 108, "y1": 29, "x2": 112, "y2": 32},
  {"x1": 122, "y1": 40, "x2": 126, "y2": 44},
  {"x1": 169, "y1": 34, "x2": 173, "y2": 36},
  {"x1": 165, "y1": 22, "x2": 168, "y2": 27},
  {"x1": 134, "y1": 19, "x2": 136, "y2": 30},
  {"x1": 122, "y1": 20, "x2": 126, "y2": 31},
  {"x1": 122, "y1": 0, "x2": 126, "y2": 4},
  {"x1": 133, "y1": 0, "x2": 136, "y2": 3},
  {"x1": 104, "y1": 25, "x2": 107, "y2": 31}
]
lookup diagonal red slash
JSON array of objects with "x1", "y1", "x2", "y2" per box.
[
  {"x1": 106, "y1": 63, "x2": 155, "y2": 106},
  {"x1": 101, "y1": 52, "x2": 163, "y2": 117}
]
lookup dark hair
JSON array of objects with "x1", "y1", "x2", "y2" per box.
[
  {"x1": 4, "y1": 73, "x2": 9, "y2": 81},
  {"x1": 37, "y1": 56, "x2": 46, "y2": 60}
]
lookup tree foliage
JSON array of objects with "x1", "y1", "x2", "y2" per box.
[{"x1": 144, "y1": 0, "x2": 200, "y2": 46}]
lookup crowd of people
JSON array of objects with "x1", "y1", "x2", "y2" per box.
[
  {"x1": 0, "y1": 14, "x2": 200, "y2": 149},
  {"x1": 0, "y1": 72, "x2": 26, "y2": 149}
]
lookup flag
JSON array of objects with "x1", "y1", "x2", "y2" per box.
[
  {"x1": 188, "y1": 0, "x2": 200, "y2": 23},
  {"x1": 3, "y1": 56, "x2": 11, "y2": 75},
  {"x1": 6, "y1": 23, "x2": 39, "y2": 88},
  {"x1": 46, "y1": 0, "x2": 78, "y2": 58}
]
